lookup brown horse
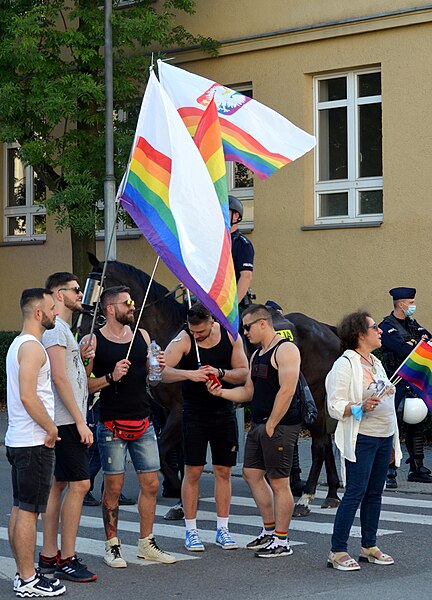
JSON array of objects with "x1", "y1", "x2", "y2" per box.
[{"x1": 81, "y1": 255, "x2": 342, "y2": 513}]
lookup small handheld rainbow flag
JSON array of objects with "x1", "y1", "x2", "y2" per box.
[{"x1": 396, "y1": 340, "x2": 432, "y2": 412}]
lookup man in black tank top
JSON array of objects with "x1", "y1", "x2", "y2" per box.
[
  {"x1": 82, "y1": 286, "x2": 175, "y2": 568},
  {"x1": 208, "y1": 304, "x2": 301, "y2": 558},
  {"x1": 161, "y1": 303, "x2": 248, "y2": 552}
]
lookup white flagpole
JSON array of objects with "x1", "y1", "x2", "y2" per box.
[
  {"x1": 125, "y1": 256, "x2": 160, "y2": 362},
  {"x1": 186, "y1": 289, "x2": 202, "y2": 367}
]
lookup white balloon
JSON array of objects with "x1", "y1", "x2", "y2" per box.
[{"x1": 403, "y1": 397, "x2": 428, "y2": 424}]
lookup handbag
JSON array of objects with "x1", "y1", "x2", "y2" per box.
[
  {"x1": 104, "y1": 418, "x2": 150, "y2": 441},
  {"x1": 298, "y1": 372, "x2": 318, "y2": 427}
]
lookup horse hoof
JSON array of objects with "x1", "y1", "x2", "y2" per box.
[
  {"x1": 293, "y1": 504, "x2": 311, "y2": 517},
  {"x1": 164, "y1": 504, "x2": 184, "y2": 521},
  {"x1": 321, "y1": 497, "x2": 340, "y2": 509}
]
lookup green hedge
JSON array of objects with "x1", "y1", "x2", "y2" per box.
[{"x1": 0, "y1": 331, "x2": 19, "y2": 406}]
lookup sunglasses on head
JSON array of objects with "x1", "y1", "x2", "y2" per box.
[
  {"x1": 242, "y1": 317, "x2": 268, "y2": 332},
  {"x1": 59, "y1": 286, "x2": 82, "y2": 294}
]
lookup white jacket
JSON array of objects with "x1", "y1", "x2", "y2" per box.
[{"x1": 326, "y1": 349, "x2": 402, "y2": 483}]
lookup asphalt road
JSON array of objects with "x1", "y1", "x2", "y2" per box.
[{"x1": 1, "y1": 440, "x2": 432, "y2": 600}]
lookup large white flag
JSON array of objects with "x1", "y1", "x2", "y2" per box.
[
  {"x1": 120, "y1": 71, "x2": 239, "y2": 336},
  {"x1": 158, "y1": 60, "x2": 316, "y2": 180}
]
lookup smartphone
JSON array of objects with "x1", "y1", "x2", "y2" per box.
[{"x1": 207, "y1": 373, "x2": 221, "y2": 386}]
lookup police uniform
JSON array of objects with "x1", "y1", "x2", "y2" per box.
[
  {"x1": 231, "y1": 229, "x2": 254, "y2": 310},
  {"x1": 379, "y1": 286, "x2": 432, "y2": 484}
]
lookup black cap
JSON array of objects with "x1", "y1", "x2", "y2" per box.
[{"x1": 389, "y1": 287, "x2": 416, "y2": 301}]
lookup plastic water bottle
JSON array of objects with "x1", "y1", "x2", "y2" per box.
[{"x1": 148, "y1": 340, "x2": 162, "y2": 382}]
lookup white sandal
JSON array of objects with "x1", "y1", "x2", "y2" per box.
[
  {"x1": 359, "y1": 546, "x2": 394, "y2": 565},
  {"x1": 327, "y1": 551, "x2": 361, "y2": 571}
]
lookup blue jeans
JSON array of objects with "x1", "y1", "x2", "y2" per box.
[
  {"x1": 331, "y1": 434, "x2": 393, "y2": 552},
  {"x1": 97, "y1": 422, "x2": 160, "y2": 474}
]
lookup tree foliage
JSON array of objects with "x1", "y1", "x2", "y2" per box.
[{"x1": 0, "y1": 0, "x2": 217, "y2": 239}]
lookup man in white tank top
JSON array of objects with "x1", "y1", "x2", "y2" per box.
[{"x1": 6, "y1": 288, "x2": 66, "y2": 597}]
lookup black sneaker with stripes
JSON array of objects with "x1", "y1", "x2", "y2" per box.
[
  {"x1": 255, "y1": 539, "x2": 293, "y2": 558},
  {"x1": 54, "y1": 555, "x2": 97, "y2": 583}
]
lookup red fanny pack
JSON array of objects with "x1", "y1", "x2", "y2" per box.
[{"x1": 104, "y1": 418, "x2": 150, "y2": 441}]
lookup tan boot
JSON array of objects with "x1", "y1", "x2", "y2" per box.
[
  {"x1": 137, "y1": 534, "x2": 176, "y2": 564},
  {"x1": 104, "y1": 537, "x2": 127, "y2": 568}
]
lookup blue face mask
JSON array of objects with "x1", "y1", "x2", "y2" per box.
[{"x1": 403, "y1": 304, "x2": 416, "y2": 317}]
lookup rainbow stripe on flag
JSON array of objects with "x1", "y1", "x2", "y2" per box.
[
  {"x1": 194, "y1": 98, "x2": 238, "y2": 324},
  {"x1": 120, "y1": 71, "x2": 239, "y2": 337},
  {"x1": 396, "y1": 340, "x2": 432, "y2": 412},
  {"x1": 183, "y1": 106, "x2": 289, "y2": 180},
  {"x1": 158, "y1": 60, "x2": 316, "y2": 181}
]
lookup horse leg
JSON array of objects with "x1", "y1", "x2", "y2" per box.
[
  {"x1": 293, "y1": 429, "x2": 326, "y2": 517},
  {"x1": 158, "y1": 405, "x2": 183, "y2": 497},
  {"x1": 321, "y1": 433, "x2": 341, "y2": 509}
]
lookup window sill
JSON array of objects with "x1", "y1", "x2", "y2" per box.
[
  {"x1": 0, "y1": 238, "x2": 46, "y2": 247},
  {"x1": 301, "y1": 221, "x2": 382, "y2": 231},
  {"x1": 96, "y1": 232, "x2": 142, "y2": 241}
]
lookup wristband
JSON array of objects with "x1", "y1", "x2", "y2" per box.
[
  {"x1": 218, "y1": 368, "x2": 226, "y2": 380},
  {"x1": 105, "y1": 372, "x2": 114, "y2": 385}
]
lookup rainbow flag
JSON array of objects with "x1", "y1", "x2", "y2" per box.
[
  {"x1": 193, "y1": 98, "x2": 238, "y2": 323},
  {"x1": 120, "y1": 71, "x2": 239, "y2": 337},
  {"x1": 396, "y1": 340, "x2": 432, "y2": 412},
  {"x1": 158, "y1": 60, "x2": 316, "y2": 181}
]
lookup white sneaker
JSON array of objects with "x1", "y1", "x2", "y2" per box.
[
  {"x1": 137, "y1": 534, "x2": 176, "y2": 564},
  {"x1": 15, "y1": 573, "x2": 66, "y2": 597},
  {"x1": 104, "y1": 537, "x2": 127, "y2": 568}
]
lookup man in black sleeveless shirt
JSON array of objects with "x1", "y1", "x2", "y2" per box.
[
  {"x1": 162, "y1": 304, "x2": 248, "y2": 552},
  {"x1": 208, "y1": 304, "x2": 302, "y2": 558},
  {"x1": 82, "y1": 286, "x2": 175, "y2": 568}
]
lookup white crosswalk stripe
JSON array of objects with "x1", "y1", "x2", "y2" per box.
[{"x1": 1, "y1": 490, "x2": 430, "y2": 583}]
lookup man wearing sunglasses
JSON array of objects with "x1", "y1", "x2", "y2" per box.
[
  {"x1": 39, "y1": 272, "x2": 97, "y2": 583},
  {"x1": 82, "y1": 286, "x2": 176, "y2": 568},
  {"x1": 161, "y1": 303, "x2": 248, "y2": 552},
  {"x1": 380, "y1": 287, "x2": 432, "y2": 487},
  {"x1": 208, "y1": 304, "x2": 302, "y2": 558}
]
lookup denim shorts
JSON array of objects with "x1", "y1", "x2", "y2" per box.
[
  {"x1": 97, "y1": 421, "x2": 160, "y2": 474},
  {"x1": 6, "y1": 444, "x2": 55, "y2": 513}
]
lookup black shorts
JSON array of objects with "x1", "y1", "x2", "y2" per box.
[
  {"x1": 183, "y1": 415, "x2": 238, "y2": 467},
  {"x1": 7, "y1": 445, "x2": 55, "y2": 513},
  {"x1": 55, "y1": 424, "x2": 90, "y2": 482},
  {"x1": 244, "y1": 422, "x2": 301, "y2": 479}
]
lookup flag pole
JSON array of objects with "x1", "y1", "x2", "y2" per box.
[
  {"x1": 125, "y1": 255, "x2": 160, "y2": 362},
  {"x1": 389, "y1": 339, "x2": 425, "y2": 382},
  {"x1": 186, "y1": 289, "x2": 202, "y2": 367}
]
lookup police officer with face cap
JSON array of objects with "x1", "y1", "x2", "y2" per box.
[
  {"x1": 379, "y1": 287, "x2": 432, "y2": 487},
  {"x1": 229, "y1": 196, "x2": 255, "y2": 312}
]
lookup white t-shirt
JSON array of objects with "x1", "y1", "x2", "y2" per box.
[
  {"x1": 42, "y1": 317, "x2": 88, "y2": 426},
  {"x1": 5, "y1": 334, "x2": 55, "y2": 447}
]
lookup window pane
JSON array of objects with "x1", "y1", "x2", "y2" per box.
[
  {"x1": 8, "y1": 216, "x2": 27, "y2": 236},
  {"x1": 7, "y1": 148, "x2": 26, "y2": 207},
  {"x1": 33, "y1": 214, "x2": 46, "y2": 234},
  {"x1": 359, "y1": 103, "x2": 382, "y2": 177},
  {"x1": 318, "y1": 107, "x2": 347, "y2": 180},
  {"x1": 318, "y1": 77, "x2": 347, "y2": 102},
  {"x1": 358, "y1": 72, "x2": 381, "y2": 97},
  {"x1": 359, "y1": 190, "x2": 383, "y2": 215},
  {"x1": 33, "y1": 172, "x2": 46, "y2": 205},
  {"x1": 234, "y1": 163, "x2": 253, "y2": 188},
  {"x1": 318, "y1": 193, "x2": 348, "y2": 217}
]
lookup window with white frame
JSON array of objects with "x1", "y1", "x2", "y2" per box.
[
  {"x1": 314, "y1": 69, "x2": 382, "y2": 225},
  {"x1": 3, "y1": 144, "x2": 47, "y2": 241},
  {"x1": 225, "y1": 85, "x2": 254, "y2": 232}
]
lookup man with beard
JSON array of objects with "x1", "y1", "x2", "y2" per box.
[
  {"x1": 39, "y1": 273, "x2": 97, "y2": 583},
  {"x1": 81, "y1": 286, "x2": 175, "y2": 568},
  {"x1": 6, "y1": 288, "x2": 66, "y2": 597}
]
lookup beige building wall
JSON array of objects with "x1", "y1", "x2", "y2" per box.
[{"x1": 1, "y1": 2, "x2": 432, "y2": 331}]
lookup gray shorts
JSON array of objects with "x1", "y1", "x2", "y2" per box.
[{"x1": 244, "y1": 422, "x2": 301, "y2": 479}]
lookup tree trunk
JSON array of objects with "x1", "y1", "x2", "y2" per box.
[{"x1": 70, "y1": 229, "x2": 96, "y2": 287}]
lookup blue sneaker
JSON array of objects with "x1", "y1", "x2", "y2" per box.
[
  {"x1": 216, "y1": 528, "x2": 238, "y2": 550},
  {"x1": 184, "y1": 529, "x2": 205, "y2": 552}
]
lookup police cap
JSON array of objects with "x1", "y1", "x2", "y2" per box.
[
  {"x1": 389, "y1": 287, "x2": 416, "y2": 301},
  {"x1": 265, "y1": 300, "x2": 283, "y2": 311}
]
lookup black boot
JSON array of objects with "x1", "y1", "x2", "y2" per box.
[
  {"x1": 385, "y1": 465, "x2": 398, "y2": 489},
  {"x1": 407, "y1": 459, "x2": 432, "y2": 483}
]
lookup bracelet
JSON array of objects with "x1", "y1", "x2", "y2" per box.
[
  {"x1": 218, "y1": 368, "x2": 226, "y2": 380},
  {"x1": 105, "y1": 372, "x2": 114, "y2": 385}
]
